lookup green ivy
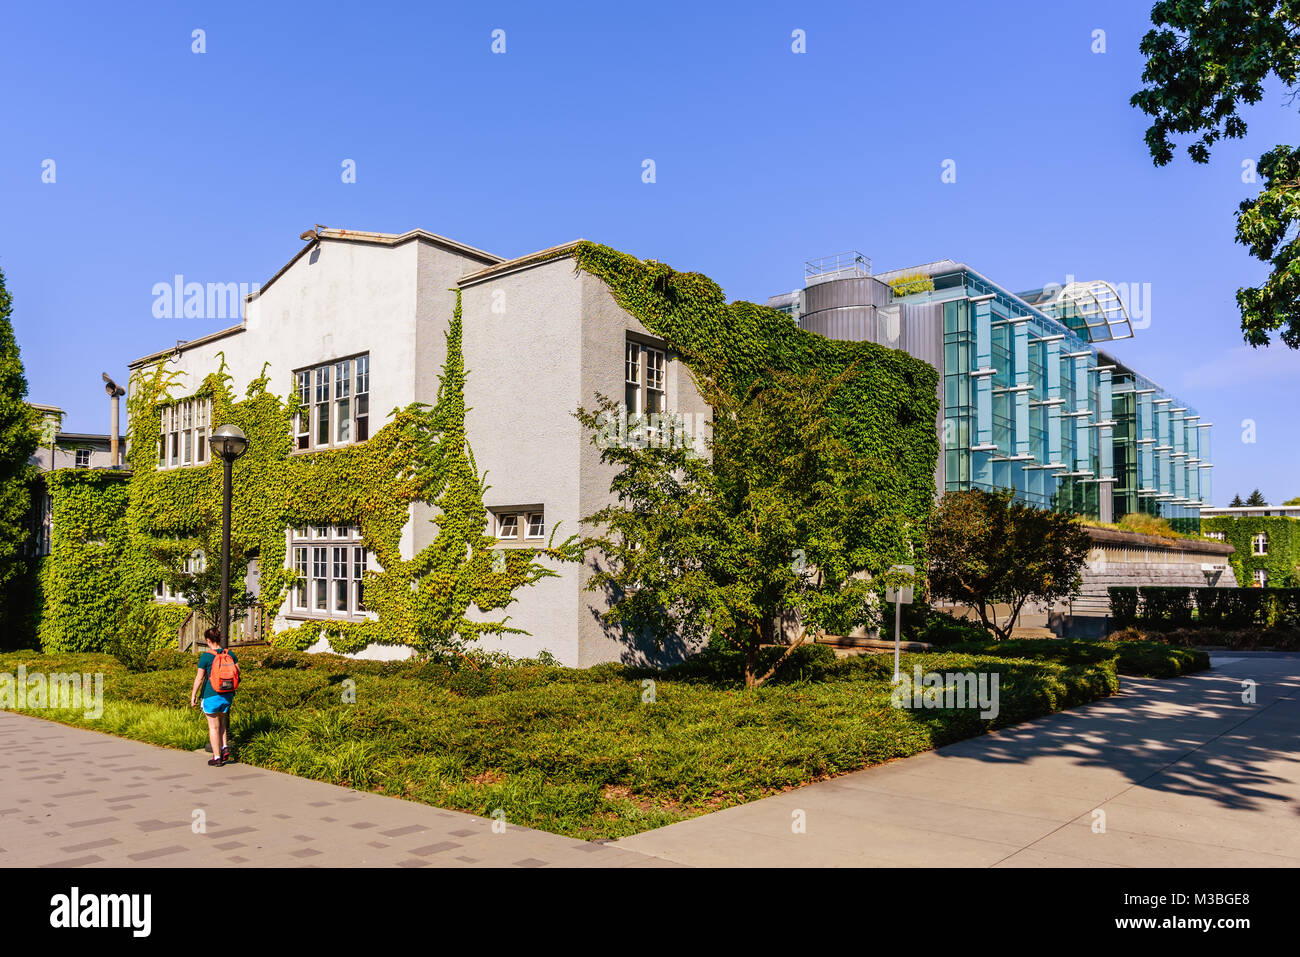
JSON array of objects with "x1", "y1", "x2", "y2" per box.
[
  {"x1": 34, "y1": 292, "x2": 577, "y2": 659},
  {"x1": 1202, "y1": 515, "x2": 1300, "y2": 587},
  {"x1": 569, "y1": 241, "x2": 940, "y2": 573},
  {"x1": 37, "y1": 469, "x2": 133, "y2": 652}
]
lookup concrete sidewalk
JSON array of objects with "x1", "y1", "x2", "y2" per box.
[
  {"x1": 0, "y1": 711, "x2": 667, "y2": 868},
  {"x1": 613, "y1": 654, "x2": 1300, "y2": 867}
]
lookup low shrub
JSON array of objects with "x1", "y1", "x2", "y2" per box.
[
  {"x1": 663, "y1": 640, "x2": 842, "y2": 685},
  {"x1": 913, "y1": 609, "x2": 991, "y2": 646}
]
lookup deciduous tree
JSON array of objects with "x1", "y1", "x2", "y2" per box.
[
  {"x1": 927, "y1": 489, "x2": 1090, "y2": 641},
  {"x1": 578, "y1": 366, "x2": 913, "y2": 688},
  {"x1": 1132, "y1": 0, "x2": 1300, "y2": 346}
]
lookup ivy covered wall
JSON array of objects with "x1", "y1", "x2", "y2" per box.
[
  {"x1": 1203, "y1": 515, "x2": 1300, "y2": 587},
  {"x1": 570, "y1": 242, "x2": 941, "y2": 573},
  {"x1": 36, "y1": 469, "x2": 135, "y2": 651}
]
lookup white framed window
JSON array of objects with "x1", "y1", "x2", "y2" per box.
[
  {"x1": 295, "y1": 354, "x2": 371, "y2": 451},
  {"x1": 1252, "y1": 533, "x2": 1269, "y2": 556},
  {"x1": 625, "y1": 342, "x2": 641, "y2": 415},
  {"x1": 293, "y1": 546, "x2": 309, "y2": 610},
  {"x1": 295, "y1": 371, "x2": 310, "y2": 450},
  {"x1": 74, "y1": 449, "x2": 91, "y2": 468},
  {"x1": 1205, "y1": 531, "x2": 1225, "y2": 541},
  {"x1": 624, "y1": 339, "x2": 668, "y2": 421},
  {"x1": 1254, "y1": 568, "x2": 1268, "y2": 587},
  {"x1": 491, "y1": 507, "x2": 545, "y2": 544},
  {"x1": 157, "y1": 397, "x2": 211, "y2": 470},
  {"x1": 645, "y1": 347, "x2": 666, "y2": 414},
  {"x1": 153, "y1": 548, "x2": 205, "y2": 603},
  {"x1": 289, "y1": 526, "x2": 371, "y2": 619}
]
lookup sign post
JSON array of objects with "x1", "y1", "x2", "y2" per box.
[{"x1": 885, "y1": 564, "x2": 914, "y2": 682}]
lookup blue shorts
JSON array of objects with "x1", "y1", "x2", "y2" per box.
[{"x1": 201, "y1": 693, "x2": 233, "y2": 715}]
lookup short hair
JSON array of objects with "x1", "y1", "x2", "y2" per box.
[{"x1": 203, "y1": 626, "x2": 222, "y2": 643}]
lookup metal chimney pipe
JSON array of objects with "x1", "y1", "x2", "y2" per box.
[{"x1": 102, "y1": 373, "x2": 126, "y2": 468}]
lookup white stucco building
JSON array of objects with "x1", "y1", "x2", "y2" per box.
[{"x1": 128, "y1": 228, "x2": 708, "y2": 666}]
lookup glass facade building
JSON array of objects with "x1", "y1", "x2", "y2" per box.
[{"x1": 770, "y1": 258, "x2": 1212, "y2": 532}]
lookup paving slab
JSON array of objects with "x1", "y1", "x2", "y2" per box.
[{"x1": 0, "y1": 711, "x2": 662, "y2": 868}]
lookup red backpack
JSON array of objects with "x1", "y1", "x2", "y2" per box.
[{"x1": 209, "y1": 648, "x2": 241, "y2": 693}]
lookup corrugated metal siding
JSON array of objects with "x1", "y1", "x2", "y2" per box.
[
  {"x1": 799, "y1": 308, "x2": 877, "y2": 342},
  {"x1": 799, "y1": 275, "x2": 897, "y2": 343},
  {"x1": 901, "y1": 301, "x2": 945, "y2": 494}
]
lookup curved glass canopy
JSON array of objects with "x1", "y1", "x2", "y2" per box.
[{"x1": 1028, "y1": 280, "x2": 1134, "y2": 343}]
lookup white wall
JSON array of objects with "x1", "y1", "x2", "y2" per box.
[{"x1": 459, "y1": 260, "x2": 585, "y2": 664}]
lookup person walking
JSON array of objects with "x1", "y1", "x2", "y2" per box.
[{"x1": 189, "y1": 626, "x2": 240, "y2": 766}]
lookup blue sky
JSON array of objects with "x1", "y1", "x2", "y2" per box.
[{"x1": 3, "y1": 0, "x2": 1298, "y2": 505}]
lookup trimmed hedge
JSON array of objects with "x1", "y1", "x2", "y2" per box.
[
  {"x1": 1109, "y1": 585, "x2": 1300, "y2": 631},
  {"x1": 947, "y1": 637, "x2": 1209, "y2": 678}
]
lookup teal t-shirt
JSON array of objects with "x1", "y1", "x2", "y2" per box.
[{"x1": 197, "y1": 649, "x2": 238, "y2": 698}]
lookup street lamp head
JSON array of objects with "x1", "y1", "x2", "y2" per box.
[{"x1": 210, "y1": 424, "x2": 250, "y2": 462}]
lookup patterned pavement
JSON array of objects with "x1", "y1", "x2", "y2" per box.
[{"x1": 0, "y1": 711, "x2": 670, "y2": 868}]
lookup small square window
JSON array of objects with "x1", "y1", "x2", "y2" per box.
[
  {"x1": 496, "y1": 513, "x2": 519, "y2": 539},
  {"x1": 526, "y1": 512, "x2": 545, "y2": 539},
  {"x1": 75, "y1": 449, "x2": 91, "y2": 468}
]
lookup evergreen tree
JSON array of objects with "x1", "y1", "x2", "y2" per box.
[
  {"x1": 1246, "y1": 488, "x2": 1268, "y2": 506},
  {"x1": 0, "y1": 267, "x2": 39, "y2": 634},
  {"x1": 1230, "y1": 493, "x2": 1245, "y2": 507}
]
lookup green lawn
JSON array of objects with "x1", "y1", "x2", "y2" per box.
[{"x1": 0, "y1": 640, "x2": 1200, "y2": 839}]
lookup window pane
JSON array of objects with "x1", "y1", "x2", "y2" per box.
[
  {"x1": 646, "y1": 349, "x2": 665, "y2": 391},
  {"x1": 317, "y1": 401, "x2": 330, "y2": 445},
  {"x1": 526, "y1": 513, "x2": 545, "y2": 538},
  {"x1": 336, "y1": 397, "x2": 350, "y2": 443},
  {"x1": 356, "y1": 393, "x2": 369, "y2": 442},
  {"x1": 336, "y1": 361, "x2": 350, "y2": 398},
  {"x1": 497, "y1": 513, "x2": 518, "y2": 539},
  {"x1": 355, "y1": 355, "x2": 369, "y2": 394},
  {"x1": 315, "y1": 365, "x2": 331, "y2": 403}
]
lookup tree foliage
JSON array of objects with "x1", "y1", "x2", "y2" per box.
[
  {"x1": 1133, "y1": 1, "x2": 1300, "y2": 346},
  {"x1": 1235, "y1": 145, "x2": 1300, "y2": 346},
  {"x1": 578, "y1": 366, "x2": 912, "y2": 689},
  {"x1": 0, "y1": 267, "x2": 39, "y2": 634},
  {"x1": 927, "y1": 489, "x2": 1091, "y2": 641}
]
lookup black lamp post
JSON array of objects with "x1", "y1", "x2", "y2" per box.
[{"x1": 209, "y1": 424, "x2": 249, "y2": 649}]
